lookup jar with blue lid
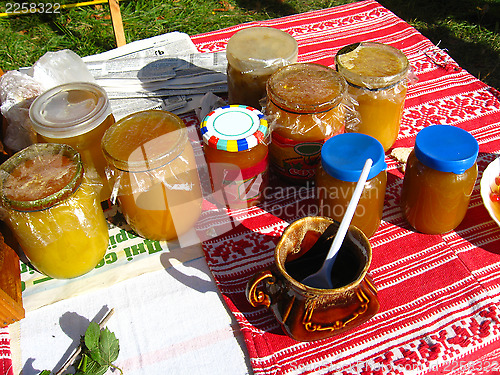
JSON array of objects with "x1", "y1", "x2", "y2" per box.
[
  {"x1": 400, "y1": 125, "x2": 479, "y2": 234},
  {"x1": 201, "y1": 105, "x2": 269, "y2": 208},
  {"x1": 316, "y1": 133, "x2": 387, "y2": 238}
]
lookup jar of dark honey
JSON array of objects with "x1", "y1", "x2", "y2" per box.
[
  {"x1": 400, "y1": 125, "x2": 478, "y2": 234},
  {"x1": 201, "y1": 105, "x2": 269, "y2": 208},
  {"x1": 316, "y1": 133, "x2": 387, "y2": 238},
  {"x1": 226, "y1": 26, "x2": 298, "y2": 109},
  {"x1": 266, "y1": 63, "x2": 347, "y2": 183}
]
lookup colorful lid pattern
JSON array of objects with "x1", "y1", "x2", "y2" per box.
[
  {"x1": 200, "y1": 105, "x2": 268, "y2": 152},
  {"x1": 415, "y1": 125, "x2": 479, "y2": 174},
  {"x1": 321, "y1": 133, "x2": 387, "y2": 182}
]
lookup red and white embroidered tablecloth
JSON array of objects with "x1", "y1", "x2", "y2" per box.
[
  {"x1": 191, "y1": 0, "x2": 500, "y2": 374},
  {"x1": 2, "y1": 0, "x2": 500, "y2": 374}
]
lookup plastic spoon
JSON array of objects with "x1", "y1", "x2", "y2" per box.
[{"x1": 302, "y1": 158, "x2": 373, "y2": 289}]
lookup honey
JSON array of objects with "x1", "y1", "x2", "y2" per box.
[
  {"x1": 29, "y1": 82, "x2": 116, "y2": 201},
  {"x1": 0, "y1": 144, "x2": 109, "y2": 279},
  {"x1": 200, "y1": 105, "x2": 269, "y2": 208},
  {"x1": 226, "y1": 27, "x2": 298, "y2": 109},
  {"x1": 266, "y1": 63, "x2": 347, "y2": 183},
  {"x1": 335, "y1": 42, "x2": 409, "y2": 151},
  {"x1": 102, "y1": 110, "x2": 202, "y2": 241},
  {"x1": 400, "y1": 125, "x2": 479, "y2": 234},
  {"x1": 316, "y1": 133, "x2": 387, "y2": 238}
]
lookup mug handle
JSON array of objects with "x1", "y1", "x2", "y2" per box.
[{"x1": 246, "y1": 269, "x2": 276, "y2": 308}]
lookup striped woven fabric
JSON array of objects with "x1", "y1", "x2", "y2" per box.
[{"x1": 192, "y1": 0, "x2": 500, "y2": 374}]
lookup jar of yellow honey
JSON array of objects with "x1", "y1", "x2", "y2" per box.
[
  {"x1": 0, "y1": 143, "x2": 109, "y2": 279},
  {"x1": 201, "y1": 105, "x2": 269, "y2": 208},
  {"x1": 335, "y1": 42, "x2": 409, "y2": 151},
  {"x1": 400, "y1": 125, "x2": 478, "y2": 234},
  {"x1": 226, "y1": 26, "x2": 298, "y2": 109},
  {"x1": 266, "y1": 63, "x2": 347, "y2": 183},
  {"x1": 29, "y1": 82, "x2": 116, "y2": 202},
  {"x1": 316, "y1": 133, "x2": 387, "y2": 238},
  {"x1": 101, "y1": 110, "x2": 202, "y2": 241}
]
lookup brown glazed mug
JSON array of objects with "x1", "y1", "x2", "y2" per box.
[{"x1": 246, "y1": 216, "x2": 379, "y2": 342}]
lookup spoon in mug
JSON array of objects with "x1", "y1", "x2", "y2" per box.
[{"x1": 302, "y1": 158, "x2": 373, "y2": 289}]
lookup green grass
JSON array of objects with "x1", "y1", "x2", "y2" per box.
[{"x1": 0, "y1": 0, "x2": 499, "y2": 88}]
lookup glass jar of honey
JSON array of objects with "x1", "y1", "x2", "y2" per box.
[
  {"x1": 201, "y1": 105, "x2": 269, "y2": 208},
  {"x1": 29, "y1": 82, "x2": 116, "y2": 202},
  {"x1": 400, "y1": 125, "x2": 478, "y2": 234},
  {"x1": 316, "y1": 133, "x2": 387, "y2": 238},
  {"x1": 226, "y1": 26, "x2": 298, "y2": 109},
  {"x1": 266, "y1": 63, "x2": 347, "y2": 183},
  {"x1": 335, "y1": 42, "x2": 409, "y2": 151},
  {"x1": 0, "y1": 143, "x2": 109, "y2": 279},
  {"x1": 101, "y1": 110, "x2": 202, "y2": 241}
]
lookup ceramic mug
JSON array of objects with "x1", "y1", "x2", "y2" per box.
[{"x1": 246, "y1": 216, "x2": 379, "y2": 342}]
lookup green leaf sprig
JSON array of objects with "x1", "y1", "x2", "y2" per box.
[
  {"x1": 39, "y1": 308, "x2": 122, "y2": 375},
  {"x1": 76, "y1": 321, "x2": 122, "y2": 375}
]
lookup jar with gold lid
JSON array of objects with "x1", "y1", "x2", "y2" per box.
[
  {"x1": 201, "y1": 105, "x2": 269, "y2": 208},
  {"x1": 400, "y1": 125, "x2": 478, "y2": 234},
  {"x1": 335, "y1": 42, "x2": 409, "y2": 151},
  {"x1": 101, "y1": 110, "x2": 202, "y2": 241},
  {"x1": 226, "y1": 26, "x2": 298, "y2": 109},
  {"x1": 29, "y1": 82, "x2": 115, "y2": 202},
  {"x1": 266, "y1": 63, "x2": 347, "y2": 183},
  {"x1": 0, "y1": 143, "x2": 109, "y2": 279}
]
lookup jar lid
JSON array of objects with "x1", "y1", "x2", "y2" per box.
[
  {"x1": 0, "y1": 143, "x2": 83, "y2": 211},
  {"x1": 321, "y1": 133, "x2": 387, "y2": 182},
  {"x1": 226, "y1": 27, "x2": 298, "y2": 74},
  {"x1": 200, "y1": 105, "x2": 268, "y2": 152},
  {"x1": 414, "y1": 125, "x2": 479, "y2": 174},
  {"x1": 29, "y1": 82, "x2": 112, "y2": 138},
  {"x1": 102, "y1": 110, "x2": 187, "y2": 172},
  {"x1": 335, "y1": 42, "x2": 409, "y2": 90},
  {"x1": 266, "y1": 63, "x2": 347, "y2": 114}
]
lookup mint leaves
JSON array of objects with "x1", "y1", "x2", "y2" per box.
[
  {"x1": 39, "y1": 309, "x2": 121, "y2": 375},
  {"x1": 76, "y1": 322, "x2": 122, "y2": 375}
]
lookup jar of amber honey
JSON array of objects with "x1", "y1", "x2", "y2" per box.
[
  {"x1": 201, "y1": 105, "x2": 269, "y2": 208},
  {"x1": 400, "y1": 125, "x2": 478, "y2": 234},
  {"x1": 266, "y1": 63, "x2": 347, "y2": 183},
  {"x1": 316, "y1": 133, "x2": 387, "y2": 238},
  {"x1": 0, "y1": 143, "x2": 109, "y2": 279},
  {"x1": 29, "y1": 82, "x2": 116, "y2": 202},
  {"x1": 226, "y1": 26, "x2": 298, "y2": 109},
  {"x1": 101, "y1": 110, "x2": 202, "y2": 241},
  {"x1": 335, "y1": 42, "x2": 409, "y2": 151}
]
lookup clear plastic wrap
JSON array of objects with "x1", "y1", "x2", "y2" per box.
[
  {"x1": 264, "y1": 62, "x2": 354, "y2": 183},
  {"x1": 0, "y1": 70, "x2": 43, "y2": 151},
  {"x1": 226, "y1": 26, "x2": 298, "y2": 109},
  {"x1": 29, "y1": 82, "x2": 115, "y2": 202},
  {"x1": 0, "y1": 143, "x2": 108, "y2": 279},
  {"x1": 335, "y1": 42, "x2": 410, "y2": 151},
  {"x1": 101, "y1": 110, "x2": 202, "y2": 241}
]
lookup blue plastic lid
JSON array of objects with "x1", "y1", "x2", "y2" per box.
[
  {"x1": 321, "y1": 133, "x2": 387, "y2": 182},
  {"x1": 414, "y1": 125, "x2": 478, "y2": 174}
]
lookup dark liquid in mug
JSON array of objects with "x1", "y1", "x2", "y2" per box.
[{"x1": 285, "y1": 229, "x2": 364, "y2": 289}]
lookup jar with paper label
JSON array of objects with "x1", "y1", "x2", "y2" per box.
[
  {"x1": 29, "y1": 82, "x2": 115, "y2": 202},
  {"x1": 201, "y1": 105, "x2": 269, "y2": 208},
  {"x1": 400, "y1": 125, "x2": 478, "y2": 234},
  {"x1": 226, "y1": 26, "x2": 298, "y2": 109},
  {"x1": 316, "y1": 133, "x2": 387, "y2": 238},
  {"x1": 101, "y1": 110, "x2": 202, "y2": 241},
  {"x1": 0, "y1": 143, "x2": 109, "y2": 279},
  {"x1": 335, "y1": 42, "x2": 409, "y2": 151},
  {"x1": 266, "y1": 63, "x2": 347, "y2": 183}
]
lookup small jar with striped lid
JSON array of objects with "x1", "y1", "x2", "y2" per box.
[{"x1": 200, "y1": 105, "x2": 269, "y2": 208}]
